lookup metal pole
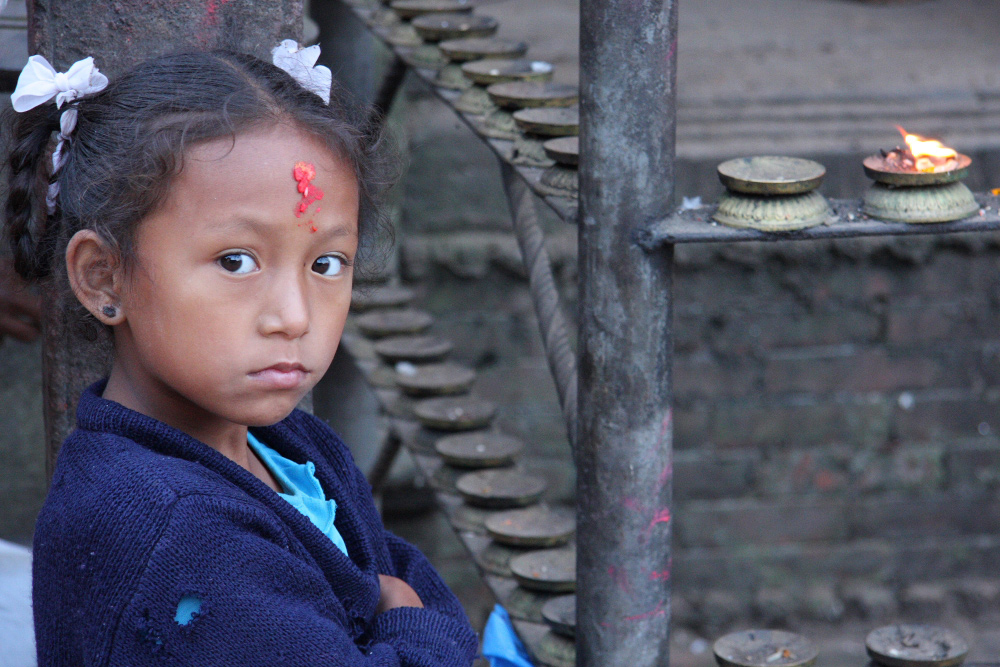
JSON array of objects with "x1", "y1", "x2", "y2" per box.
[
  {"x1": 28, "y1": 0, "x2": 304, "y2": 477},
  {"x1": 576, "y1": 0, "x2": 678, "y2": 666}
]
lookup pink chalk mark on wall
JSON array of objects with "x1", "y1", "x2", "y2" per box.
[
  {"x1": 599, "y1": 600, "x2": 668, "y2": 628},
  {"x1": 196, "y1": 0, "x2": 234, "y2": 47},
  {"x1": 204, "y1": 0, "x2": 233, "y2": 27},
  {"x1": 641, "y1": 507, "x2": 671, "y2": 541},
  {"x1": 623, "y1": 601, "x2": 666, "y2": 622},
  {"x1": 655, "y1": 410, "x2": 673, "y2": 488},
  {"x1": 649, "y1": 508, "x2": 671, "y2": 528},
  {"x1": 657, "y1": 463, "x2": 672, "y2": 487}
]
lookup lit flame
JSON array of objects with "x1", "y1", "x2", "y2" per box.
[{"x1": 896, "y1": 125, "x2": 957, "y2": 172}]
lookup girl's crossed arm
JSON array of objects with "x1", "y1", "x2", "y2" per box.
[{"x1": 103, "y1": 494, "x2": 477, "y2": 667}]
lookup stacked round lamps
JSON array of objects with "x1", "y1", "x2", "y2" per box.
[
  {"x1": 352, "y1": 286, "x2": 576, "y2": 667},
  {"x1": 436, "y1": 37, "x2": 528, "y2": 91},
  {"x1": 406, "y1": 9, "x2": 497, "y2": 70},
  {"x1": 457, "y1": 58, "x2": 553, "y2": 117},
  {"x1": 712, "y1": 156, "x2": 832, "y2": 232},
  {"x1": 861, "y1": 128, "x2": 978, "y2": 224}
]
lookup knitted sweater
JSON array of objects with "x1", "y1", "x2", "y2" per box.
[{"x1": 32, "y1": 382, "x2": 478, "y2": 667}]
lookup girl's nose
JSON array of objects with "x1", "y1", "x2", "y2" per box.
[{"x1": 259, "y1": 272, "x2": 310, "y2": 339}]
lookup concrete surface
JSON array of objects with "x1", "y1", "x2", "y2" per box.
[
  {"x1": 0, "y1": 540, "x2": 34, "y2": 667},
  {"x1": 482, "y1": 0, "x2": 1000, "y2": 151},
  {"x1": 0, "y1": 337, "x2": 44, "y2": 547}
]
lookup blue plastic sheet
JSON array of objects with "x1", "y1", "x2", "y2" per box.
[{"x1": 482, "y1": 604, "x2": 535, "y2": 667}]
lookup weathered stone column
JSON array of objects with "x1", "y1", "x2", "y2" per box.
[{"x1": 28, "y1": 0, "x2": 304, "y2": 477}]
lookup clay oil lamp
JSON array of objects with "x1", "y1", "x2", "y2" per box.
[
  {"x1": 863, "y1": 127, "x2": 978, "y2": 223},
  {"x1": 538, "y1": 628, "x2": 575, "y2": 667},
  {"x1": 712, "y1": 156, "x2": 832, "y2": 231},
  {"x1": 537, "y1": 136, "x2": 578, "y2": 198},
  {"x1": 436, "y1": 37, "x2": 528, "y2": 90},
  {"x1": 363, "y1": 2, "x2": 403, "y2": 32},
  {"x1": 538, "y1": 594, "x2": 576, "y2": 667},
  {"x1": 358, "y1": 0, "x2": 413, "y2": 31},
  {"x1": 482, "y1": 79, "x2": 576, "y2": 142},
  {"x1": 412, "y1": 12, "x2": 496, "y2": 42},
  {"x1": 713, "y1": 630, "x2": 818, "y2": 667},
  {"x1": 381, "y1": 0, "x2": 474, "y2": 48},
  {"x1": 541, "y1": 595, "x2": 575, "y2": 639},
  {"x1": 390, "y1": 0, "x2": 474, "y2": 20},
  {"x1": 865, "y1": 624, "x2": 968, "y2": 667},
  {"x1": 511, "y1": 105, "x2": 578, "y2": 167},
  {"x1": 455, "y1": 58, "x2": 553, "y2": 116},
  {"x1": 382, "y1": 21, "x2": 423, "y2": 48},
  {"x1": 406, "y1": 12, "x2": 497, "y2": 70}
]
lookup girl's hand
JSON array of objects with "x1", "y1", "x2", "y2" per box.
[{"x1": 376, "y1": 574, "x2": 424, "y2": 613}]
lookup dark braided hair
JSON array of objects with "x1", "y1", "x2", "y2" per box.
[{"x1": 3, "y1": 48, "x2": 395, "y2": 292}]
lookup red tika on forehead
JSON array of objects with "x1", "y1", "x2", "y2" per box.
[
  {"x1": 293, "y1": 162, "x2": 316, "y2": 183},
  {"x1": 292, "y1": 161, "x2": 325, "y2": 232}
]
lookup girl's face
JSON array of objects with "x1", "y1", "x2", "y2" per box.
[{"x1": 108, "y1": 123, "x2": 359, "y2": 437}]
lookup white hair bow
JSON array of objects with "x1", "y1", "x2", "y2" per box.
[
  {"x1": 272, "y1": 39, "x2": 332, "y2": 104},
  {"x1": 11, "y1": 55, "x2": 109, "y2": 214},
  {"x1": 11, "y1": 55, "x2": 108, "y2": 112}
]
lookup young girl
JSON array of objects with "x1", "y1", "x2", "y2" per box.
[{"x1": 5, "y1": 44, "x2": 478, "y2": 666}]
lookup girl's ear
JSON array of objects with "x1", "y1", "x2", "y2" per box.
[{"x1": 65, "y1": 230, "x2": 126, "y2": 325}]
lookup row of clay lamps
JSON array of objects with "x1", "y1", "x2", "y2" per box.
[
  {"x1": 349, "y1": 0, "x2": 498, "y2": 72},
  {"x1": 439, "y1": 421, "x2": 576, "y2": 667},
  {"x1": 340, "y1": 1, "x2": 580, "y2": 657},
  {"x1": 442, "y1": 27, "x2": 578, "y2": 200},
  {"x1": 343, "y1": 0, "x2": 581, "y2": 204},
  {"x1": 713, "y1": 625, "x2": 971, "y2": 667},
  {"x1": 456, "y1": 59, "x2": 579, "y2": 201},
  {"x1": 352, "y1": 284, "x2": 577, "y2": 667},
  {"x1": 458, "y1": 58, "x2": 579, "y2": 201}
]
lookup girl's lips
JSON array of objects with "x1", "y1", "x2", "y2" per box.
[{"x1": 249, "y1": 363, "x2": 310, "y2": 390}]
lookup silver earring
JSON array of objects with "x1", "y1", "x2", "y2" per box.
[{"x1": 101, "y1": 305, "x2": 117, "y2": 318}]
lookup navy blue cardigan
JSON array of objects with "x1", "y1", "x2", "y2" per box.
[{"x1": 32, "y1": 382, "x2": 478, "y2": 667}]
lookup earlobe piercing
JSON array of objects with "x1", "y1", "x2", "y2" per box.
[{"x1": 101, "y1": 305, "x2": 117, "y2": 318}]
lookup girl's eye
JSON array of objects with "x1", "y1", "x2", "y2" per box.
[
  {"x1": 312, "y1": 254, "x2": 346, "y2": 277},
  {"x1": 218, "y1": 253, "x2": 258, "y2": 274}
]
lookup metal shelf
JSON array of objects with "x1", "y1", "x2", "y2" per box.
[{"x1": 637, "y1": 194, "x2": 1000, "y2": 247}]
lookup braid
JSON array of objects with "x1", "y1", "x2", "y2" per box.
[{"x1": 4, "y1": 103, "x2": 60, "y2": 280}]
